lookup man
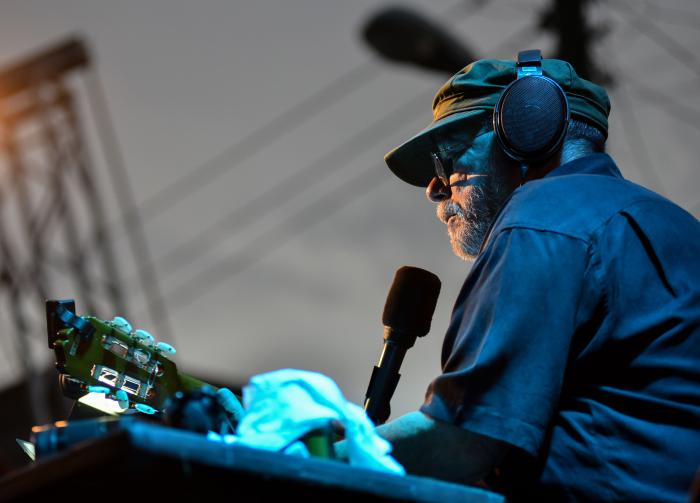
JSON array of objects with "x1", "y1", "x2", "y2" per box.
[{"x1": 373, "y1": 53, "x2": 700, "y2": 501}]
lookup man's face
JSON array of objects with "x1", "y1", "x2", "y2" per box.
[{"x1": 427, "y1": 122, "x2": 518, "y2": 260}]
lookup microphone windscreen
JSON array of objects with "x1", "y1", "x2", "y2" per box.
[{"x1": 382, "y1": 266, "x2": 441, "y2": 336}]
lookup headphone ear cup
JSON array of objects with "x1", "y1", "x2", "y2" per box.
[{"x1": 493, "y1": 75, "x2": 569, "y2": 164}]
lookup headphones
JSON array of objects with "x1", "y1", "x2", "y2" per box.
[{"x1": 493, "y1": 50, "x2": 570, "y2": 177}]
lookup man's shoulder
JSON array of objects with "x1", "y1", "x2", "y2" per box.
[{"x1": 491, "y1": 156, "x2": 685, "y2": 243}]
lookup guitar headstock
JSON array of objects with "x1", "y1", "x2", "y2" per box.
[{"x1": 46, "y1": 300, "x2": 207, "y2": 414}]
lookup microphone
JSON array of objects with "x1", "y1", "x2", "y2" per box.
[{"x1": 364, "y1": 266, "x2": 441, "y2": 425}]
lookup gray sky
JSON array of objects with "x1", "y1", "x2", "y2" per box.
[{"x1": 0, "y1": 0, "x2": 698, "y2": 418}]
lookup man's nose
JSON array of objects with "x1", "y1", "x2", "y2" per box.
[{"x1": 426, "y1": 176, "x2": 451, "y2": 203}]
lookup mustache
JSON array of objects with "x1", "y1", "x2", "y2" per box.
[
  {"x1": 437, "y1": 200, "x2": 466, "y2": 225},
  {"x1": 436, "y1": 183, "x2": 499, "y2": 228}
]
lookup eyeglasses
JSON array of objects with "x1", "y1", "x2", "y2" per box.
[
  {"x1": 430, "y1": 135, "x2": 470, "y2": 186},
  {"x1": 431, "y1": 152, "x2": 450, "y2": 187}
]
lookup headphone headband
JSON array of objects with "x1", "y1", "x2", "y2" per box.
[{"x1": 517, "y1": 49, "x2": 543, "y2": 78}]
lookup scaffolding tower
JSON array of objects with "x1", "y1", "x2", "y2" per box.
[{"x1": 0, "y1": 37, "x2": 171, "y2": 424}]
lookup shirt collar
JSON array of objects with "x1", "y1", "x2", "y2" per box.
[{"x1": 477, "y1": 153, "x2": 622, "y2": 255}]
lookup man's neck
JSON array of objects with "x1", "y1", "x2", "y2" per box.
[{"x1": 523, "y1": 145, "x2": 597, "y2": 183}]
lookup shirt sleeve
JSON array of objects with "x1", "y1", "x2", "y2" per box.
[{"x1": 420, "y1": 226, "x2": 592, "y2": 456}]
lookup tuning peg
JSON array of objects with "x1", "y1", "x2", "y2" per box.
[
  {"x1": 115, "y1": 389, "x2": 129, "y2": 410},
  {"x1": 134, "y1": 329, "x2": 155, "y2": 347},
  {"x1": 156, "y1": 341, "x2": 176, "y2": 355},
  {"x1": 87, "y1": 386, "x2": 111, "y2": 394},
  {"x1": 135, "y1": 403, "x2": 157, "y2": 415},
  {"x1": 111, "y1": 317, "x2": 133, "y2": 334}
]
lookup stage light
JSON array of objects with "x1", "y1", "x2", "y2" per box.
[{"x1": 360, "y1": 6, "x2": 475, "y2": 75}]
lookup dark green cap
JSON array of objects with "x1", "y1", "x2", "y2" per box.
[{"x1": 384, "y1": 58, "x2": 611, "y2": 187}]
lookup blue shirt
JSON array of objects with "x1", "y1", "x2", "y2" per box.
[{"x1": 420, "y1": 153, "x2": 700, "y2": 502}]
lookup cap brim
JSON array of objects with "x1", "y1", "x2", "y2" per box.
[{"x1": 384, "y1": 109, "x2": 490, "y2": 187}]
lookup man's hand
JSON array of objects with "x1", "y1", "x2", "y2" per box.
[
  {"x1": 371, "y1": 411, "x2": 511, "y2": 485},
  {"x1": 217, "y1": 387, "x2": 246, "y2": 424},
  {"x1": 109, "y1": 316, "x2": 247, "y2": 425}
]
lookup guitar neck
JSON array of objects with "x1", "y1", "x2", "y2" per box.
[{"x1": 47, "y1": 299, "x2": 213, "y2": 413}]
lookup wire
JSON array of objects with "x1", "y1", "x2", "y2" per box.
[
  {"x1": 638, "y1": 0, "x2": 700, "y2": 32},
  {"x1": 133, "y1": 15, "x2": 536, "y2": 293},
  {"x1": 117, "y1": 0, "x2": 497, "y2": 288},
  {"x1": 85, "y1": 70, "x2": 177, "y2": 343},
  {"x1": 127, "y1": 62, "x2": 379, "y2": 226},
  {"x1": 603, "y1": 26, "x2": 700, "y2": 132},
  {"x1": 104, "y1": 0, "x2": 491, "y2": 238},
  {"x1": 487, "y1": 21, "x2": 538, "y2": 57},
  {"x1": 473, "y1": 0, "x2": 539, "y2": 22},
  {"x1": 144, "y1": 88, "x2": 431, "y2": 310},
  {"x1": 629, "y1": 83, "x2": 700, "y2": 134},
  {"x1": 145, "y1": 20, "x2": 540, "y2": 313},
  {"x1": 127, "y1": 88, "x2": 434, "y2": 286},
  {"x1": 439, "y1": 0, "x2": 491, "y2": 20},
  {"x1": 605, "y1": 6, "x2": 700, "y2": 218},
  {"x1": 610, "y1": 79, "x2": 666, "y2": 194},
  {"x1": 147, "y1": 162, "x2": 393, "y2": 313},
  {"x1": 608, "y1": 0, "x2": 700, "y2": 80}
]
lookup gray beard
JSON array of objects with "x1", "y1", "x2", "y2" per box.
[{"x1": 439, "y1": 178, "x2": 509, "y2": 261}]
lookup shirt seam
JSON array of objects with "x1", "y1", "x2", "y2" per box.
[
  {"x1": 586, "y1": 197, "x2": 661, "y2": 238},
  {"x1": 458, "y1": 405, "x2": 545, "y2": 456},
  {"x1": 487, "y1": 224, "x2": 590, "y2": 246},
  {"x1": 569, "y1": 242, "x2": 619, "y2": 502},
  {"x1": 422, "y1": 401, "x2": 546, "y2": 457},
  {"x1": 585, "y1": 197, "x2": 664, "y2": 338},
  {"x1": 488, "y1": 196, "x2": 664, "y2": 254}
]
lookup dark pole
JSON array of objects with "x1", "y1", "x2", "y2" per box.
[
  {"x1": 361, "y1": 1, "x2": 610, "y2": 84},
  {"x1": 538, "y1": 0, "x2": 610, "y2": 83}
]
